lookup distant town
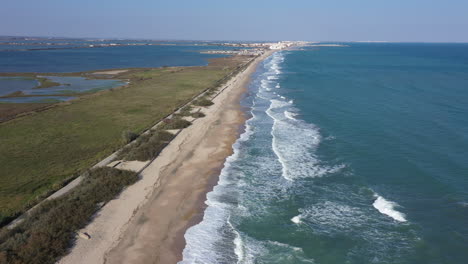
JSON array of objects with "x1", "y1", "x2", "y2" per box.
[
  {"x1": 0, "y1": 37, "x2": 309, "y2": 53},
  {"x1": 201, "y1": 41, "x2": 310, "y2": 55}
]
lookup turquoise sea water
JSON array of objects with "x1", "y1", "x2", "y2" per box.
[{"x1": 181, "y1": 44, "x2": 468, "y2": 264}]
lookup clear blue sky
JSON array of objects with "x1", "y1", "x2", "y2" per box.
[{"x1": 2, "y1": 0, "x2": 468, "y2": 42}]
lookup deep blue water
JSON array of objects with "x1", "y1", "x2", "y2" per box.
[
  {"x1": 182, "y1": 44, "x2": 468, "y2": 264},
  {"x1": 0, "y1": 43, "x2": 230, "y2": 72}
]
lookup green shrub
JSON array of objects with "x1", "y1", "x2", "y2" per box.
[
  {"x1": 0, "y1": 167, "x2": 137, "y2": 264},
  {"x1": 160, "y1": 118, "x2": 191, "y2": 130},
  {"x1": 122, "y1": 130, "x2": 138, "y2": 143},
  {"x1": 117, "y1": 130, "x2": 174, "y2": 161},
  {"x1": 204, "y1": 89, "x2": 217, "y2": 96},
  {"x1": 191, "y1": 112, "x2": 205, "y2": 118},
  {"x1": 193, "y1": 98, "x2": 213, "y2": 107},
  {"x1": 178, "y1": 105, "x2": 192, "y2": 116}
]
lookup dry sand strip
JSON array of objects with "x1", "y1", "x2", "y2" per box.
[{"x1": 58, "y1": 50, "x2": 274, "y2": 264}]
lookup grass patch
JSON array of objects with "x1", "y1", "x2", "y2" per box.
[
  {"x1": 117, "y1": 130, "x2": 174, "y2": 161},
  {"x1": 0, "y1": 167, "x2": 138, "y2": 264},
  {"x1": 0, "y1": 56, "x2": 249, "y2": 225}
]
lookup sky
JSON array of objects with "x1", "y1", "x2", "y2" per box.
[{"x1": 1, "y1": 0, "x2": 468, "y2": 42}]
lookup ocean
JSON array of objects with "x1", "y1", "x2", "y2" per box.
[{"x1": 181, "y1": 43, "x2": 468, "y2": 264}]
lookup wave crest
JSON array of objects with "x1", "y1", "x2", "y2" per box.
[{"x1": 372, "y1": 194, "x2": 407, "y2": 222}]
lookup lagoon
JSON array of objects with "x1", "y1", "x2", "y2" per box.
[{"x1": 0, "y1": 76, "x2": 125, "y2": 103}]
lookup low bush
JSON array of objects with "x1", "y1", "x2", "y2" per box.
[
  {"x1": 121, "y1": 130, "x2": 139, "y2": 144},
  {"x1": 0, "y1": 167, "x2": 138, "y2": 264},
  {"x1": 204, "y1": 89, "x2": 217, "y2": 96},
  {"x1": 193, "y1": 98, "x2": 213, "y2": 107},
  {"x1": 117, "y1": 130, "x2": 175, "y2": 161},
  {"x1": 178, "y1": 105, "x2": 192, "y2": 116},
  {"x1": 160, "y1": 118, "x2": 191, "y2": 130},
  {"x1": 191, "y1": 111, "x2": 205, "y2": 118}
]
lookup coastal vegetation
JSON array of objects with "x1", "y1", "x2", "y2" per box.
[
  {"x1": 121, "y1": 130, "x2": 139, "y2": 144},
  {"x1": 160, "y1": 117, "x2": 192, "y2": 130},
  {"x1": 178, "y1": 105, "x2": 193, "y2": 116},
  {"x1": 117, "y1": 129, "x2": 174, "y2": 161},
  {"x1": 191, "y1": 111, "x2": 205, "y2": 118},
  {"x1": 0, "y1": 167, "x2": 138, "y2": 264},
  {"x1": 0, "y1": 56, "x2": 248, "y2": 226},
  {"x1": 193, "y1": 97, "x2": 214, "y2": 107}
]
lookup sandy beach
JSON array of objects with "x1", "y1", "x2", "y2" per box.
[{"x1": 58, "y1": 50, "x2": 273, "y2": 264}]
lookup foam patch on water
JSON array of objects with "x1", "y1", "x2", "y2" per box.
[
  {"x1": 227, "y1": 217, "x2": 245, "y2": 263},
  {"x1": 266, "y1": 98, "x2": 344, "y2": 181},
  {"x1": 292, "y1": 196, "x2": 417, "y2": 262},
  {"x1": 372, "y1": 194, "x2": 407, "y2": 222},
  {"x1": 284, "y1": 110, "x2": 298, "y2": 120},
  {"x1": 253, "y1": 239, "x2": 316, "y2": 263},
  {"x1": 291, "y1": 214, "x2": 302, "y2": 224}
]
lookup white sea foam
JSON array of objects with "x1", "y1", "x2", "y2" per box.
[
  {"x1": 266, "y1": 97, "x2": 344, "y2": 181},
  {"x1": 228, "y1": 217, "x2": 244, "y2": 263},
  {"x1": 372, "y1": 194, "x2": 407, "y2": 222},
  {"x1": 276, "y1": 83, "x2": 281, "y2": 89},
  {"x1": 297, "y1": 201, "x2": 364, "y2": 234},
  {"x1": 260, "y1": 79, "x2": 269, "y2": 89},
  {"x1": 294, "y1": 194, "x2": 416, "y2": 261},
  {"x1": 263, "y1": 240, "x2": 315, "y2": 263},
  {"x1": 181, "y1": 51, "x2": 341, "y2": 263},
  {"x1": 291, "y1": 215, "x2": 302, "y2": 224},
  {"x1": 181, "y1": 108, "x2": 258, "y2": 263},
  {"x1": 284, "y1": 111, "x2": 298, "y2": 120}
]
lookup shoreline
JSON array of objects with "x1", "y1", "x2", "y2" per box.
[{"x1": 58, "y1": 50, "x2": 274, "y2": 264}]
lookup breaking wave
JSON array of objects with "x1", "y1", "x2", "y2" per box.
[{"x1": 372, "y1": 193, "x2": 407, "y2": 222}]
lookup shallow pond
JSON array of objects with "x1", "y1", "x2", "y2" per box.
[
  {"x1": 0, "y1": 77, "x2": 38, "y2": 96},
  {"x1": 0, "y1": 76, "x2": 125, "y2": 103}
]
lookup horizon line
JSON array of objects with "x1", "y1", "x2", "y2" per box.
[{"x1": 1, "y1": 35, "x2": 468, "y2": 44}]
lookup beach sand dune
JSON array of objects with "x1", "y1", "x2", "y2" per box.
[{"x1": 58, "y1": 51, "x2": 272, "y2": 264}]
